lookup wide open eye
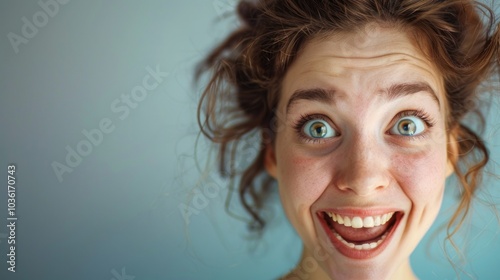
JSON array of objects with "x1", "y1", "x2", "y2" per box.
[
  {"x1": 303, "y1": 119, "x2": 338, "y2": 139},
  {"x1": 390, "y1": 116, "x2": 426, "y2": 136}
]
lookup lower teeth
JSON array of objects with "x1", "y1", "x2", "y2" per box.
[{"x1": 334, "y1": 231, "x2": 389, "y2": 250}]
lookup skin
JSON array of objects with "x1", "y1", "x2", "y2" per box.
[{"x1": 265, "y1": 25, "x2": 457, "y2": 280}]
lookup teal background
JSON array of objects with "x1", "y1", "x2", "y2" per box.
[{"x1": 0, "y1": 1, "x2": 498, "y2": 279}]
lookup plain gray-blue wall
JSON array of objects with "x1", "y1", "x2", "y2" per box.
[{"x1": 0, "y1": 1, "x2": 499, "y2": 279}]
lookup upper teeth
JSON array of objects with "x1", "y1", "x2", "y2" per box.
[{"x1": 327, "y1": 212, "x2": 395, "y2": 228}]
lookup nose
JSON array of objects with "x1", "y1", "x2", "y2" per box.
[{"x1": 333, "y1": 136, "x2": 391, "y2": 196}]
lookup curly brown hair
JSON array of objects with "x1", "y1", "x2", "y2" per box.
[{"x1": 196, "y1": 0, "x2": 499, "y2": 245}]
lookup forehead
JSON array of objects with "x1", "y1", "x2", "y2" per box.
[{"x1": 280, "y1": 26, "x2": 446, "y2": 112}]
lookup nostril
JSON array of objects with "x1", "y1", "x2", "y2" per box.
[
  {"x1": 335, "y1": 181, "x2": 389, "y2": 196},
  {"x1": 333, "y1": 167, "x2": 391, "y2": 195}
]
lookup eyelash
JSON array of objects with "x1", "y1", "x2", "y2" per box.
[
  {"x1": 292, "y1": 109, "x2": 436, "y2": 143},
  {"x1": 394, "y1": 109, "x2": 436, "y2": 128}
]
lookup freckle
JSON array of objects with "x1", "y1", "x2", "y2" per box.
[{"x1": 292, "y1": 156, "x2": 313, "y2": 166}]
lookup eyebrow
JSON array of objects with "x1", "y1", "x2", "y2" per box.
[{"x1": 285, "y1": 82, "x2": 440, "y2": 113}]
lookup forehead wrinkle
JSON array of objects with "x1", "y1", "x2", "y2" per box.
[
  {"x1": 286, "y1": 54, "x2": 443, "y2": 93},
  {"x1": 301, "y1": 53, "x2": 433, "y2": 73},
  {"x1": 312, "y1": 52, "x2": 423, "y2": 61}
]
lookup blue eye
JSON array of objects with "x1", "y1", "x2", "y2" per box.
[
  {"x1": 303, "y1": 119, "x2": 337, "y2": 138},
  {"x1": 390, "y1": 116, "x2": 425, "y2": 136}
]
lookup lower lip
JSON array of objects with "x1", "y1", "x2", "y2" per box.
[{"x1": 317, "y1": 212, "x2": 402, "y2": 260}]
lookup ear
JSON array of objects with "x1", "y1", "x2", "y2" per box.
[
  {"x1": 264, "y1": 144, "x2": 278, "y2": 179},
  {"x1": 446, "y1": 130, "x2": 459, "y2": 177}
]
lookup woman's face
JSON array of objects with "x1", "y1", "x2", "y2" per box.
[{"x1": 265, "y1": 26, "x2": 454, "y2": 279}]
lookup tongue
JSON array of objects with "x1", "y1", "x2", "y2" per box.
[{"x1": 332, "y1": 221, "x2": 390, "y2": 243}]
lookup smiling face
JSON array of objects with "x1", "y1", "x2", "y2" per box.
[{"x1": 265, "y1": 26, "x2": 455, "y2": 280}]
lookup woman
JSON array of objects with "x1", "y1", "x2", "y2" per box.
[{"x1": 197, "y1": 0, "x2": 499, "y2": 279}]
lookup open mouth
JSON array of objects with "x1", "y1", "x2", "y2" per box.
[{"x1": 318, "y1": 210, "x2": 403, "y2": 258}]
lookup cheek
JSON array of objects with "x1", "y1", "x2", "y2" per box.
[
  {"x1": 276, "y1": 152, "x2": 331, "y2": 206},
  {"x1": 274, "y1": 146, "x2": 333, "y2": 236},
  {"x1": 391, "y1": 146, "x2": 448, "y2": 204}
]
